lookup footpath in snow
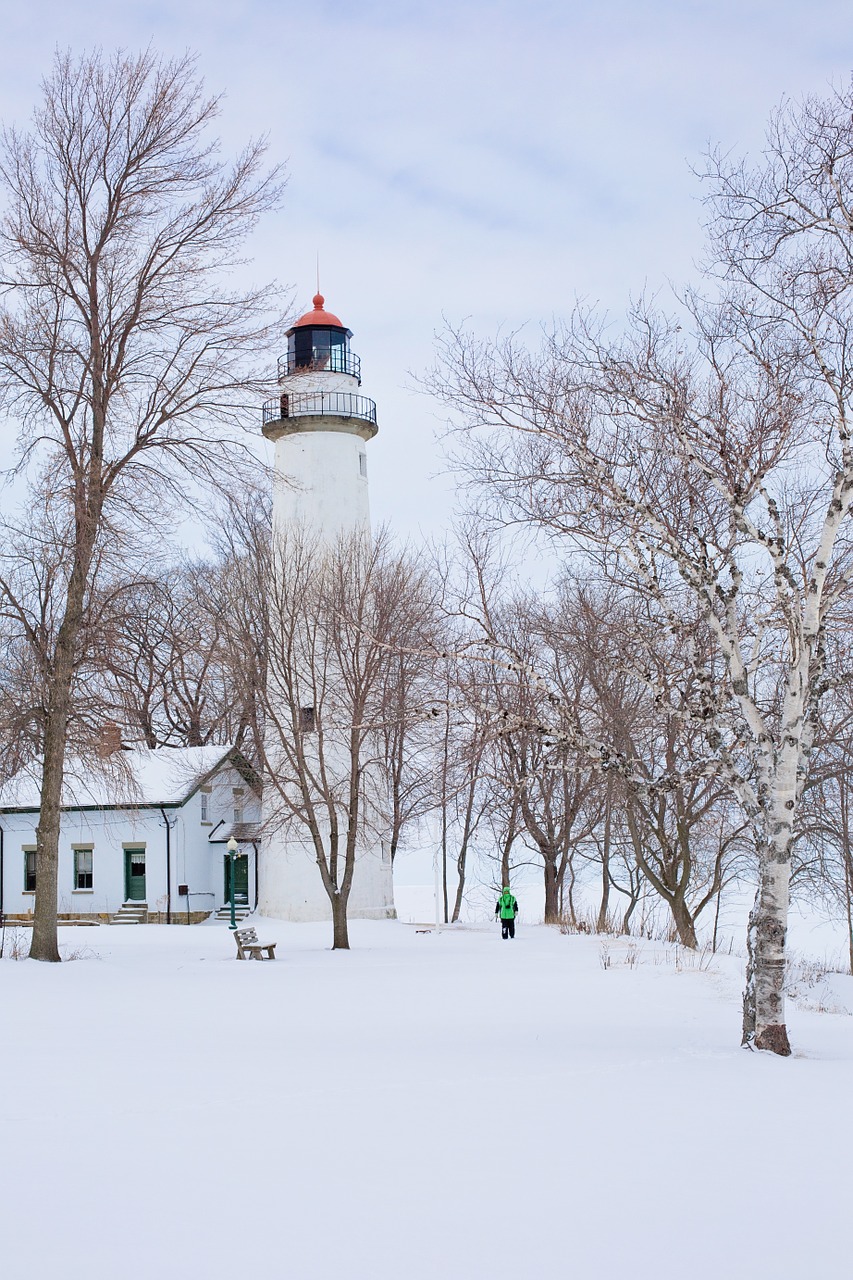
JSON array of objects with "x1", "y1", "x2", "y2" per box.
[{"x1": 2, "y1": 919, "x2": 852, "y2": 1280}]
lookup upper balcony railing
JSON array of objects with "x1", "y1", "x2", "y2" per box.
[
  {"x1": 278, "y1": 349, "x2": 361, "y2": 382},
  {"x1": 263, "y1": 391, "x2": 378, "y2": 428}
]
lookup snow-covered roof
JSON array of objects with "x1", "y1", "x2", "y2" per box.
[{"x1": 0, "y1": 744, "x2": 246, "y2": 813}]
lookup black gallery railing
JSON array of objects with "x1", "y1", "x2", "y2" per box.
[
  {"x1": 278, "y1": 350, "x2": 361, "y2": 381},
  {"x1": 263, "y1": 392, "x2": 378, "y2": 426}
]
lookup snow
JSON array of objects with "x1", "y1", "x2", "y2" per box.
[
  {"x1": 3, "y1": 920, "x2": 853, "y2": 1279},
  {"x1": 0, "y1": 743, "x2": 236, "y2": 810}
]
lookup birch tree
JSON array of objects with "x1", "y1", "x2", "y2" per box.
[
  {"x1": 0, "y1": 48, "x2": 284, "y2": 960},
  {"x1": 431, "y1": 90, "x2": 853, "y2": 1048},
  {"x1": 432, "y1": 293, "x2": 844, "y2": 1052},
  {"x1": 696, "y1": 89, "x2": 853, "y2": 1047}
]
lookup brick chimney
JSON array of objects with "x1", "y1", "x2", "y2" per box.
[{"x1": 96, "y1": 721, "x2": 123, "y2": 758}]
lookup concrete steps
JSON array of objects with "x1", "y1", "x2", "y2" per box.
[
  {"x1": 110, "y1": 901, "x2": 148, "y2": 925},
  {"x1": 213, "y1": 903, "x2": 252, "y2": 924}
]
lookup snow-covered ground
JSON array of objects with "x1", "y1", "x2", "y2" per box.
[{"x1": 3, "y1": 919, "x2": 853, "y2": 1279}]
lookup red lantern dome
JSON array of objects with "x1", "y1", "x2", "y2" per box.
[{"x1": 290, "y1": 293, "x2": 347, "y2": 332}]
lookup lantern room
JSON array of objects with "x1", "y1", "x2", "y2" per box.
[{"x1": 282, "y1": 293, "x2": 361, "y2": 382}]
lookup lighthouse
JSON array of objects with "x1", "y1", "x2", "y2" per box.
[
  {"x1": 262, "y1": 293, "x2": 375, "y2": 539},
  {"x1": 258, "y1": 293, "x2": 396, "y2": 923}
]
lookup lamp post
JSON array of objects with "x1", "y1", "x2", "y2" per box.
[{"x1": 226, "y1": 836, "x2": 239, "y2": 931}]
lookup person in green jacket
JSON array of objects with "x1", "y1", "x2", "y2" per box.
[{"x1": 495, "y1": 886, "x2": 519, "y2": 939}]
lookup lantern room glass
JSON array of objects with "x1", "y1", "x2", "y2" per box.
[{"x1": 288, "y1": 326, "x2": 349, "y2": 373}]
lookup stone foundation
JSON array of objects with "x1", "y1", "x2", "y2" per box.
[
  {"x1": 2, "y1": 911, "x2": 213, "y2": 926},
  {"x1": 144, "y1": 910, "x2": 212, "y2": 925}
]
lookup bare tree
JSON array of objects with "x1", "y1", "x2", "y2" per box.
[
  {"x1": 0, "y1": 48, "x2": 284, "y2": 959},
  {"x1": 444, "y1": 663, "x2": 494, "y2": 922},
  {"x1": 431, "y1": 229, "x2": 853, "y2": 1055},
  {"x1": 377, "y1": 564, "x2": 447, "y2": 866},
  {"x1": 212, "y1": 482, "x2": 272, "y2": 769},
  {"x1": 579, "y1": 591, "x2": 749, "y2": 947},
  {"x1": 427, "y1": 87, "x2": 853, "y2": 1054},
  {"x1": 261, "y1": 528, "x2": 426, "y2": 949},
  {"x1": 482, "y1": 592, "x2": 600, "y2": 923},
  {"x1": 431, "y1": 295, "x2": 833, "y2": 1053},
  {"x1": 106, "y1": 558, "x2": 258, "y2": 752},
  {"x1": 0, "y1": 489, "x2": 142, "y2": 777}
]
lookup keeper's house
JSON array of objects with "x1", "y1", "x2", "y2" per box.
[{"x1": 0, "y1": 744, "x2": 260, "y2": 925}]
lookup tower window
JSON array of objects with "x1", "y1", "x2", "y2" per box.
[
  {"x1": 299, "y1": 706, "x2": 316, "y2": 734},
  {"x1": 359, "y1": 453, "x2": 367, "y2": 478}
]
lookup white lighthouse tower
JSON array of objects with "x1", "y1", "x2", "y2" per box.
[
  {"x1": 258, "y1": 293, "x2": 396, "y2": 922},
  {"x1": 263, "y1": 293, "x2": 375, "y2": 539}
]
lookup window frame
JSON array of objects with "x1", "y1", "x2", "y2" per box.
[
  {"x1": 72, "y1": 845, "x2": 94, "y2": 892},
  {"x1": 23, "y1": 845, "x2": 36, "y2": 893}
]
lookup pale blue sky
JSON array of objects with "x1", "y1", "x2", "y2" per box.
[{"x1": 1, "y1": 1, "x2": 852, "y2": 535}]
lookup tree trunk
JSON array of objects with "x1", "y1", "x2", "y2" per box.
[
  {"x1": 543, "y1": 854, "x2": 559, "y2": 924},
  {"x1": 841, "y1": 776, "x2": 853, "y2": 975},
  {"x1": 712, "y1": 876, "x2": 724, "y2": 955},
  {"x1": 331, "y1": 892, "x2": 350, "y2": 950},
  {"x1": 451, "y1": 844, "x2": 467, "y2": 923},
  {"x1": 31, "y1": 563, "x2": 90, "y2": 962},
  {"x1": 501, "y1": 842, "x2": 510, "y2": 889},
  {"x1": 597, "y1": 782, "x2": 612, "y2": 932},
  {"x1": 742, "y1": 858, "x2": 791, "y2": 1055},
  {"x1": 441, "y1": 804, "x2": 449, "y2": 925},
  {"x1": 31, "y1": 725, "x2": 64, "y2": 962},
  {"x1": 844, "y1": 840, "x2": 853, "y2": 978},
  {"x1": 622, "y1": 883, "x2": 641, "y2": 935},
  {"x1": 669, "y1": 894, "x2": 698, "y2": 949},
  {"x1": 564, "y1": 857, "x2": 578, "y2": 927}
]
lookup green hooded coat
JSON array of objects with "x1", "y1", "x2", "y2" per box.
[{"x1": 497, "y1": 888, "x2": 518, "y2": 920}]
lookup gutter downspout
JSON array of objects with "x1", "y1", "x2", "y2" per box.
[
  {"x1": 159, "y1": 807, "x2": 174, "y2": 925},
  {"x1": 252, "y1": 841, "x2": 259, "y2": 910}
]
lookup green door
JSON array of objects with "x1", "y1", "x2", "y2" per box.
[
  {"x1": 124, "y1": 848, "x2": 147, "y2": 901},
  {"x1": 224, "y1": 854, "x2": 249, "y2": 905}
]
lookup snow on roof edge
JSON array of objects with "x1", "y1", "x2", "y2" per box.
[{"x1": 0, "y1": 744, "x2": 243, "y2": 813}]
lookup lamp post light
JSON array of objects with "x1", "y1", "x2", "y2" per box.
[{"x1": 226, "y1": 836, "x2": 239, "y2": 931}]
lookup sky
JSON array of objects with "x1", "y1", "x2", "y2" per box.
[{"x1": 0, "y1": 1, "x2": 852, "y2": 540}]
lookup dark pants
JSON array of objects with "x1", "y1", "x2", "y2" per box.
[{"x1": 500, "y1": 916, "x2": 516, "y2": 939}]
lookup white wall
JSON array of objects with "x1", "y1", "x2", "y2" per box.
[
  {"x1": 272, "y1": 428, "x2": 372, "y2": 543},
  {"x1": 259, "y1": 827, "x2": 395, "y2": 922},
  {"x1": 269, "y1": 360, "x2": 375, "y2": 544},
  {"x1": 0, "y1": 762, "x2": 261, "y2": 919},
  {"x1": 1, "y1": 807, "x2": 165, "y2": 918}
]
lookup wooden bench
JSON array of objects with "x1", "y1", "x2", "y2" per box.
[{"x1": 233, "y1": 927, "x2": 276, "y2": 961}]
